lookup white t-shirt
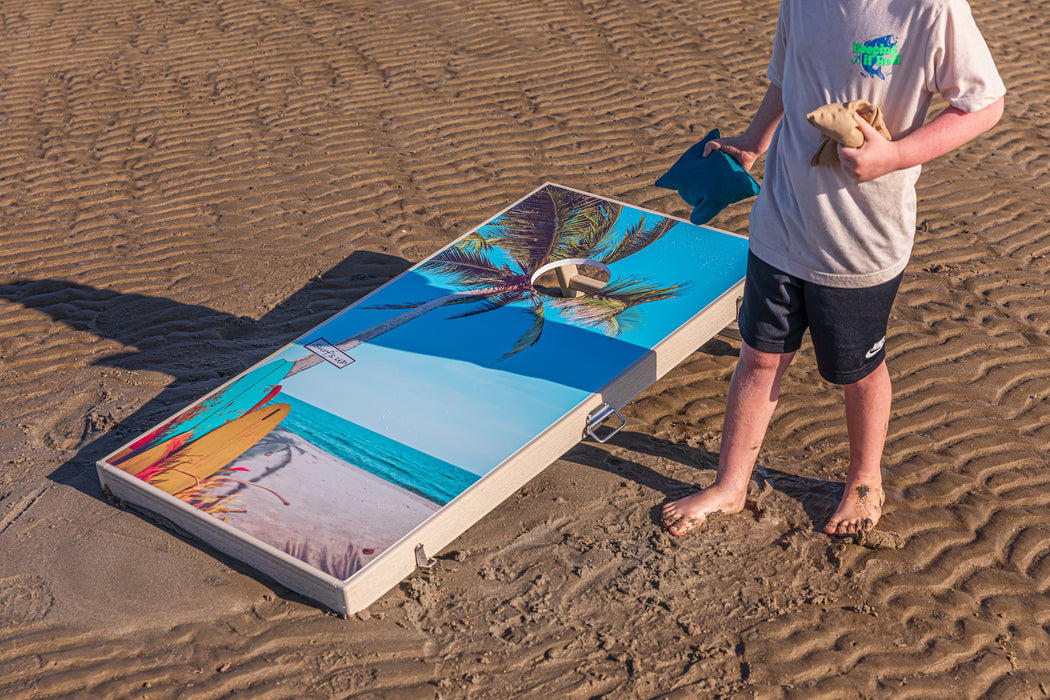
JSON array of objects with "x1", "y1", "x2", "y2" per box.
[{"x1": 749, "y1": 0, "x2": 1006, "y2": 288}]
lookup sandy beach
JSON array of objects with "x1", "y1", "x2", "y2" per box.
[{"x1": 2, "y1": 0, "x2": 1049, "y2": 696}]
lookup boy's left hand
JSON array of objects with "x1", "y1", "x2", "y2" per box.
[{"x1": 837, "y1": 113, "x2": 901, "y2": 182}]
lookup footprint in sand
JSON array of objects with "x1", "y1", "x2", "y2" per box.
[{"x1": 0, "y1": 574, "x2": 54, "y2": 627}]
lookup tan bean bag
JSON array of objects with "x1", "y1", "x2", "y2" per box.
[{"x1": 807, "y1": 99, "x2": 892, "y2": 166}]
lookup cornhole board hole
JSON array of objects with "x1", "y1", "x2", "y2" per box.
[{"x1": 97, "y1": 183, "x2": 748, "y2": 615}]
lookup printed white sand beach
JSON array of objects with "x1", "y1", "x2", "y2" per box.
[{"x1": 207, "y1": 429, "x2": 440, "y2": 580}]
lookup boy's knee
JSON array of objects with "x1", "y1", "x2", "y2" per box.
[{"x1": 738, "y1": 344, "x2": 793, "y2": 376}]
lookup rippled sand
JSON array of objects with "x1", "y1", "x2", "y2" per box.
[{"x1": 2, "y1": 0, "x2": 1048, "y2": 696}]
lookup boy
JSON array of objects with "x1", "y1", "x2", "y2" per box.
[{"x1": 661, "y1": 0, "x2": 1005, "y2": 537}]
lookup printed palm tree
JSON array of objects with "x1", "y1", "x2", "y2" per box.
[{"x1": 286, "y1": 185, "x2": 686, "y2": 376}]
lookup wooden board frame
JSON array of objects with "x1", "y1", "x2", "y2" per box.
[{"x1": 97, "y1": 183, "x2": 747, "y2": 615}]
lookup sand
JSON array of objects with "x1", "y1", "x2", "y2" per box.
[{"x1": 0, "y1": 0, "x2": 1048, "y2": 696}]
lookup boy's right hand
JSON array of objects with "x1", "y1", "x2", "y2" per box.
[{"x1": 702, "y1": 136, "x2": 760, "y2": 172}]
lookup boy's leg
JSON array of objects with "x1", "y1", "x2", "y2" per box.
[
  {"x1": 661, "y1": 342, "x2": 794, "y2": 536},
  {"x1": 824, "y1": 359, "x2": 890, "y2": 534},
  {"x1": 806, "y1": 272, "x2": 901, "y2": 535}
]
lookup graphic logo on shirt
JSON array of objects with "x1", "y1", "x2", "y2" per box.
[{"x1": 852, "y1": 35, "x2": 902, "y2": 80}]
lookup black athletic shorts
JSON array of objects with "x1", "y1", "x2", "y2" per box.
[{"x1": 738, "y1": 252, "x2": 903, "y2": 385}]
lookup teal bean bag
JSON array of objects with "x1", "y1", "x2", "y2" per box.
[{"x1": 655, "y1": 129, "x2": 760, "y2": 225}]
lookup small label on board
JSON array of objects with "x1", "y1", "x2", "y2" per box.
[{"x1": 304, "y1": 338, "x2": 355, "y2": 369}]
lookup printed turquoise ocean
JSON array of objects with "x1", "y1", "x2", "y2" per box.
[{"x1": 274, "y1": 392, "x2": 478, "y2": 506}]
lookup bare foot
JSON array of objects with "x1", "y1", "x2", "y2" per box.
[
  {"x1": 661, "y1": 484, "x2": 746, "y2": 537},
  {"x1": 824, "y1": 482, "x2": 885, "y2": 535}
]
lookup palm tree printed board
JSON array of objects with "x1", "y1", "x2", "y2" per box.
[{"x1": 97, "y1": 183, "x2": 748, "y2": 613}]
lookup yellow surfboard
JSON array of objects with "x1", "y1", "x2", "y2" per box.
[
  {"x1": 147, "y1": 403, "x2": 290, "y2": 497},
  {"x1": 111, "y1": 432, "x2": 191, "y2": 476}
]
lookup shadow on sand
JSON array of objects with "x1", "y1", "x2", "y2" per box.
[
  {"x1": 563, "y1": 430, "x2": 845, "y2": 534},
  {"x1": 1, "y1": 250, "x2": 414, "y2": 499}
]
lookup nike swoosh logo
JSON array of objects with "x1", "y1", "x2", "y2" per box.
[{"x1": 865, "y1": 336, "x2": 886, "y2": 359}]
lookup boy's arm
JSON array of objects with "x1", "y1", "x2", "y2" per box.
[
  {"x1": 702, "y1": 83, "x2": 784, "y2": 172},
  {"x1": 838, "y1": 96, "x2": 1005, "y2": 182}
]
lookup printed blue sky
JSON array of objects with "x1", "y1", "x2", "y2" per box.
[{"x1": 273, "y1": 200, "x2": 747, "y2": 476}]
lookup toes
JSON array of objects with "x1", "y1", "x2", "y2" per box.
[
  {"x1": 824, "y1": 518, "x2": 875, "y2": 536},
  {"x1": 824, "y1": 518, "x2": 844, "y2": 534},
  {"x1": 668, "y1": 517, "x2": 698, "y2": 537},
  {"x1": 824, "y1": 519, "x2": 856, "y2": 536},
  {"x1": 660, "y1": 506, "x2": 679, "y2": 528}
]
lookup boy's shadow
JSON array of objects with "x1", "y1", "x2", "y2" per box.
[
  {"x1": 1, "y1": 250, "x2": 413, "y2": 496},
  {"x1": 564, "y1": 430, "x2": 844, "y2": 532}
]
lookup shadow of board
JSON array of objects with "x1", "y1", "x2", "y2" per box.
[{"x1": 0, "y1": 250, "x2": 414, "y2": 500}]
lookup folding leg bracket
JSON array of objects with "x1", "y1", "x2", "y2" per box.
[
  {"x1": 586, "y1": 404, "x2": 626, "y2": 443},
  {"x1": 415, "y1": 543, "x2": 437, "y2": 570}
]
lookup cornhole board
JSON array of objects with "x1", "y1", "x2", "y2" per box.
[{"x1": 96, "y1": 183, "x2": 748, "y2": 615}]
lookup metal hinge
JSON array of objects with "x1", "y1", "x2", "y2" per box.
[
  {"x1": 586, "y1": 403, "x2": 626, "y2": 443},
  {"x1": 415, "y1": 543, "x2": 436, "y2": 570},
  {"x1": 717, "y1": 295, "x2": 744, "y2": 342}
]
